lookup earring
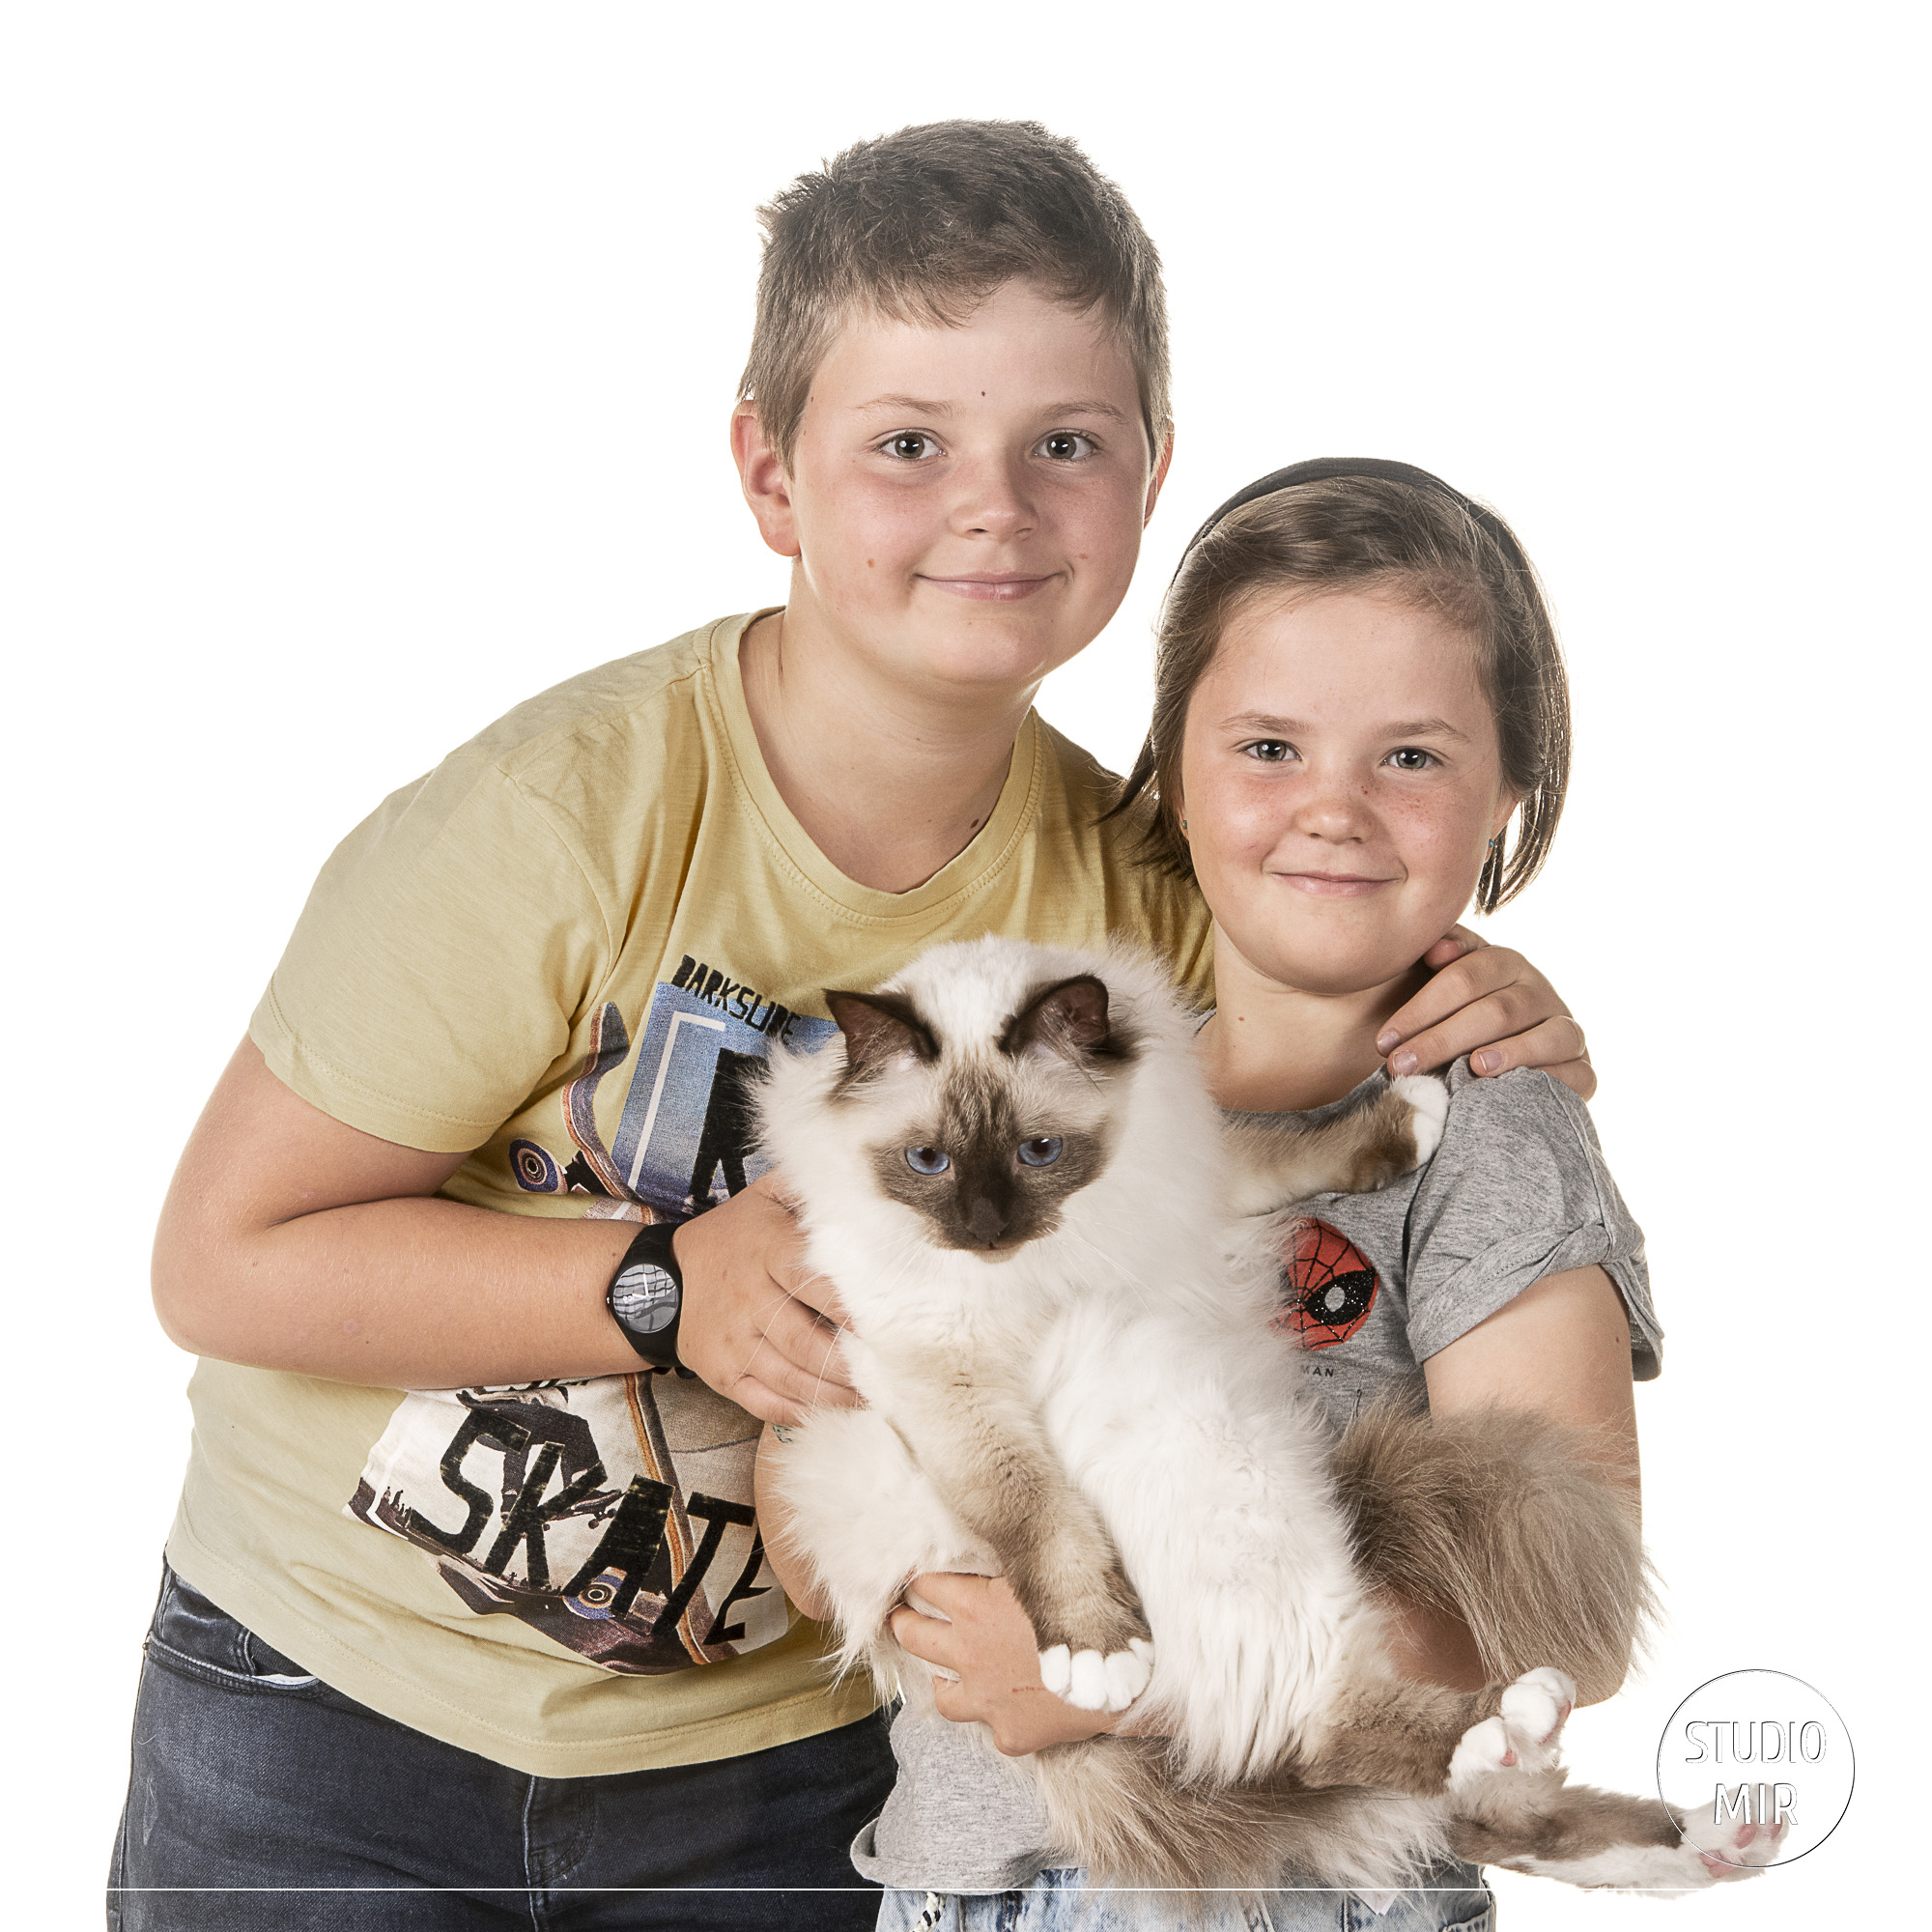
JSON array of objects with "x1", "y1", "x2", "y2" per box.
[{"x1": 1179, "y1": 818, "x2": 1188, "y2": 835}]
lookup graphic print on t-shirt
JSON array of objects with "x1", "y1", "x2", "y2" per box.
[
  {"x1": 348, "y1": 960, "x2": 837, "y2": 1672},
  {"x1": 1274, "y1": 1219, "x2": 1379, "y2": 1350},
  {"x1": 506, "y1": 959, "x2": 838, "y2": 1218}
]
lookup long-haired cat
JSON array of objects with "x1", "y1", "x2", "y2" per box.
[{"x1": 760, "y1": 937, "x2": 1780, "y2": 1896}]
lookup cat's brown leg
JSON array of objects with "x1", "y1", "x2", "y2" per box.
[
  {"x1": 1448, "y1": 1782, "x2": 1786, "y2": 1889},
  {"x1": 1221, "y1": 1076, "x2": 1449, "y2": 1216},
  {"x1": 887, "y1": 1371, "x2": 1152, "y2": 1712},
  {"x1": 1295, "y1": 1674, "x2": 1506, "y2": 1795},
  {"x1": 1296, "y1": 1664, "x2": 1575, "y2": 1797}
]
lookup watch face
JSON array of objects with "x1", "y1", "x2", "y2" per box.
[{"x1": 610, "y1": 1261, "x2": 679, "y2": 1335}]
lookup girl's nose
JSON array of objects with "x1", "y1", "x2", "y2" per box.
[{"x1": 1290, "y1": 770, "x2": 1375, "y2": 841}]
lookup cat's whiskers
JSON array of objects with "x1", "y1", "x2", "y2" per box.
[{"x1": 1061, "y1": 1224, "x2": 1160, "y2": 1320}]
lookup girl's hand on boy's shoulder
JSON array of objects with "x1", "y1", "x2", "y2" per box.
[{"x1": 1377, "y1": 927, "x2": 1595, "y2": 1101}]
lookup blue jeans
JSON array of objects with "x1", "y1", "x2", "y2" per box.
[
  {"x1": 108, "y1": 1564, "x2": 895, "y2": 1929},
  {"x1": 876, "y1": 1865, "x2": 1493, "y2": 1931}
]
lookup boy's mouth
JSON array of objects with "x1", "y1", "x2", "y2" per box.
[{"x1": 919, "y1": 572, "x2": 1058, "y2": 602}]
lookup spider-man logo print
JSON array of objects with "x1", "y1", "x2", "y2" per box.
[{"x1": 1274, "y1": 1219, "x2": 1378, "y2": 1349}]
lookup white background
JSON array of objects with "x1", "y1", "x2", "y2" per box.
[{"x1": 5, "y1": 2, "x2": 1922, "y2": 1924}]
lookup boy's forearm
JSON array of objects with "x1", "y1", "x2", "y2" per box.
[
  {"x1": 753, "y1": 1426, "x2": 834, "y2": 1622},
  {"x1": 156, "y1": 1190, "x2": 643, "y2": 1386}
]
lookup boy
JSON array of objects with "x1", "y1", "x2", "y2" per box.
[{"x1": 119, "y1": 122, "x2": 1588, "y2": 1930}]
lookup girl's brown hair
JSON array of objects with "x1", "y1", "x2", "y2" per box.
[{"x1": 1113, "y1": 465, "x2": 1571, "y2": 914}]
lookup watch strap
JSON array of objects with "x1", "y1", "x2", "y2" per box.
[{"x1": 607, "y1": 1220, "x2": 684, "y2": 1371}]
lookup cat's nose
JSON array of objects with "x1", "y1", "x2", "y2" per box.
[{"x1": 964, "y1": 1196, "x2": 1009, "y2": 1245}]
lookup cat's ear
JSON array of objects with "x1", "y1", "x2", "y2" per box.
[
  {"x1": 1000, "y1": 975, "x2": 1123, "y2": 1062},
  {"x1": 824, "y1": 990, "x2": 940, "y2": 1080}
]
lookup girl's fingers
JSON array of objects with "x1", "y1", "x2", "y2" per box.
[{"x1": 888, "y1": 1604, "x2": 946, "y2": 1660}]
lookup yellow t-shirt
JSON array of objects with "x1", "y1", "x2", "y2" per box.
[{"x1": 168, "y1": 611, "x2": 1211, "y2": 1776}]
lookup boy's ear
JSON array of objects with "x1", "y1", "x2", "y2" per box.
[
  {"x1": 1145, "y1": 429, "x2": 1176, "y2": 526},
  {"x1": 731, "y1": 401, "x2": 801, "y2": 559}
]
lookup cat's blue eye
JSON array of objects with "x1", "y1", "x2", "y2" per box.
[
  {"x1": 1017, "y1": 1136, "x2": 1064, "y2": 1168},
  {"x1": 904, "y1": 1146, "x2": 951, "y2": 1175}
]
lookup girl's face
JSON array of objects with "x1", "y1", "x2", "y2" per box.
[{"x1": 1178, "y1": 587, "x2": 1516, "y2": 1001}]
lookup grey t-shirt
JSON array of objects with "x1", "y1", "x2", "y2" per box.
[{"x1": 852, "y1": 1060, "x2": 1660, "y2": 1893}]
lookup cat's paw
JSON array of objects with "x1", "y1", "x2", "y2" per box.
[
  {"x1": 1673, "y1": 1800, "x2": 1789, "y2": 1884},
  {"x1": 1038, "y1": 1636, "x2": 1153, "y2": 1713},
  {"x1": 1447, "y1": 1667, "x2": 1575, "y2": 1791},
  {"x1": 1390, "y1": 1074, "x2": 1450, "y2": 1166}
]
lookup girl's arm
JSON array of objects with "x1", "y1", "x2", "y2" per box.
[{"x1": 1385, "y1": 1262, "x2": 1640, "y2": 1705}]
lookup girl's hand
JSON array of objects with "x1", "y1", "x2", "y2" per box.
[
  {"x1": 1377, "y1": 928, "x2": 1595, "y2": 1100},
  {"x1": 889, "y1": 1574, "x2": 1124, "y2": 1756}
]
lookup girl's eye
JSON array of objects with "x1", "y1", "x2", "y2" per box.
[
  {"x1": 1386, "y1": 747, "x2": 1437, "y2": 772},
  {"x1": 1037, "y1": 432, "x2": 1094, "y2": 461},
  {"x1": 1017, "y1": 1136, "x2": 1064, "y2": 1168},
  {"x1": 904, "y1": 1145, "x2": 951, "y2": 1175},
  {"x1": 884, "y1": 433, "x2": 940, "y2": 461},
  {"x1": 1243, "y1": 740, "x2": 1293, "y2": 763}
]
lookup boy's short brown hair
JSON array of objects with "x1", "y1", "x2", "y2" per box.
[{"x1": 740, "y1": 120, "x2": 1171, "y2": 470}]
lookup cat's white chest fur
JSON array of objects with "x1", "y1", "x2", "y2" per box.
[{"x1": 759, "y1": 937, "x2": 1383, "y2": 1784}]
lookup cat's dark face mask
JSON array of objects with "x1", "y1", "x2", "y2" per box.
[{"x1": 824, "y1": 975, "x2": 1137, "y2": 1259}]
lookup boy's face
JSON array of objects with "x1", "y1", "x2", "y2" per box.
[{"x1": 736, "y1": 279, "x2": 1169, "y2": 703}]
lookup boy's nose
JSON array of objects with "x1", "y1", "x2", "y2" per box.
[{"x1": 950, "y1": 455, "x2": 1037, "y2": 540}]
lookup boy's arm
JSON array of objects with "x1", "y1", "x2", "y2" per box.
[
  {"x1": 152, "y1": 1038, "x2": 858, "y2": 1422},
  {"x1": 1380, "y1": 930, "x2": 1595, "y2": 1099},
  {"x1": 752, "y1": 1424, "x2": 834, "y2": 1622}
]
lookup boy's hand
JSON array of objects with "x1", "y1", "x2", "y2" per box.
[
  {"x1": 1377, "y1": 928, "x2": 1595, "y2": 1101},
  {"x1": 890, "y1": 1574, "x2": 1124, "y2": 1756},
  {"x1": 671, "y1": 1174, "x2": 860, "y2": 1426}
]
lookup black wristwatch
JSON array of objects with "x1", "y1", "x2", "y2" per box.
[{"x1": 607, "y1": 1221, "x2": 685, "y2": 1372}]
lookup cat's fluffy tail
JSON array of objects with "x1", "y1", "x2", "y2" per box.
[
  {"x1": 1329, "y1": 1404, "x2": 1656, "y2": 1703},
  {"x1": 1032, "y1": 1735, "x2": 1449, "y2": 1892}
]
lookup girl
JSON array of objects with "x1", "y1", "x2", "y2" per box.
[{"x1": 826, "y1": 459, "x2": 1662, "y2": 1929}]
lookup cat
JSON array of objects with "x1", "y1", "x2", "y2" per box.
[{"x1": 759, "y1": 936, "x2": 1782, "y2": 1895}]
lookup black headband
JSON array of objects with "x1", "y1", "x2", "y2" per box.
[{"x1": 1175, "y1": 455, "x2": 1530, "y2": 581}]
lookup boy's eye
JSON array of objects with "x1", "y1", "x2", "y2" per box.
[
  {"x1": 1037, "y1": 432, "x2": 1095, "y2": 461},
  {"x1": 883, "y1": 433, "x2": 940, "y2": 461},
  {"x1": 904, "y1": 1145, "x2": 951, "y2": 1175},
  {"x1": 1386, "y1": 747, "x2": 1437, "y2": 772}
]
